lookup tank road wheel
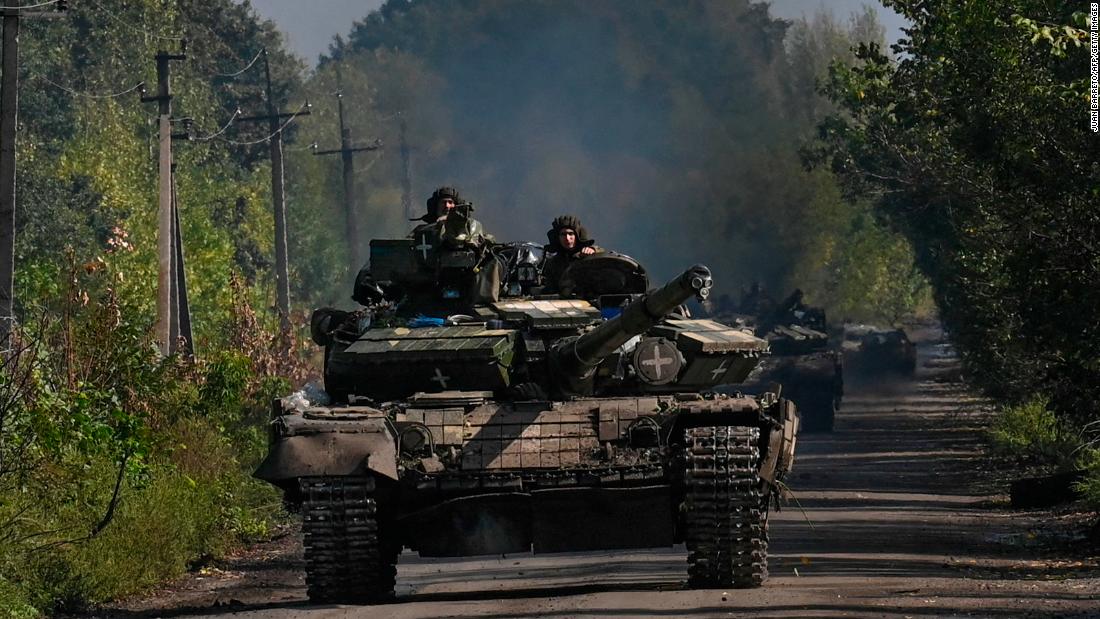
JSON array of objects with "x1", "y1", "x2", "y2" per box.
[
  {"x1": 299, "y1": 476, "x2": 396, "y2": 603},
  {"x1": 682, "y1": 426, "x2": 769, "y2": 588}
]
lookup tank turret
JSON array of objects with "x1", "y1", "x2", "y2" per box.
[{"x1": 550, "y1": 264, "x2": 712, "y2": 394}]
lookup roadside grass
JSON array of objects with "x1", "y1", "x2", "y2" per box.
[
  {"x1": 0, "y1": 313, "x2": 299, "y2": 616},
  {"x1": 0, "y1": 575, "x2": 39, "y2": 619},
  {"x1": 2, "y1": 415, "x2": 284, "y2": 615},
  {"x1": 0, "y1": 207, "x2": 311, "y2": 616},
  {"x1": 989, "y1": 396, "x2": 1078, "y2": 465},
  {"x1": 1076, "y1": 447, "x2": 1100, "y2": 509},
  {"x1": 989, "y1": 395, "x2": 1100, "y2": 510}
]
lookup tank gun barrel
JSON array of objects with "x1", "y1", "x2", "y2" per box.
[{"x1": 558, "y1": 264, "x2": 713, "y2": 374}]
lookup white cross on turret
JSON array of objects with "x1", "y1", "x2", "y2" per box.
[
  {"x1": 710, "y1": 361, "x2": 729, "y2": 380},
  {"x1": 641, "y1": 347, "x2": 675, "y2": 379},
  {"x1": 430, "y1": 367, "x2": 450, "y2": 389},
  {"x1": 415, "y1": 235, "x2": 433, "y2": 259}
]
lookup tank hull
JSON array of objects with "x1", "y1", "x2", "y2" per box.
[
  {"x1": 739, "y1": 351, "x2": 843, "y2": 432},
  {"x1": 256, "y1": 392, "x2": 797, "y2": 601},
  {"x1": 265, "y1": 252, "x2": 794, "y2": 603}
]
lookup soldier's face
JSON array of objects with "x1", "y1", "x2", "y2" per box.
[
  {"x1": 440, "y1": 198, "x2": 456, "y2": 213},
  {"x1": 558, "y1": 228, "x2": 576, "y2": 249}
]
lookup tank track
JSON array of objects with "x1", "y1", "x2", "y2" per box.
[
  {"x1": 299, "y1": 476, "x2": 397, "y2": 603},
  {"x1": 682, "y1": 425, "x2": 768, "y2": 588}
]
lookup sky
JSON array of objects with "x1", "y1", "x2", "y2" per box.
[
  {"x1": 246, "y1": 0, "x2": 908, "y2": 67},
  {"x1": 248, "y1": 0, "x2": 386, "y2": 65}
]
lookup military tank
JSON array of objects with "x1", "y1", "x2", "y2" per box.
[
  {"x1": 709, "y1": 288, "x2": 842, "y2": 433},
  {"x1": 255, "y1": 214, "x2": 798, "y2": 603},
  {"x1": 841, "y1": 323, "x2": 917, "y2": 381}
]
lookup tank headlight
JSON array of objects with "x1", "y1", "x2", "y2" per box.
[{"x1": 398, "y1": 423, "x2": 434, "y2": 457}]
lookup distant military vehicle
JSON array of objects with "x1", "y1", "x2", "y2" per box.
[
  {"x1": 709, "y1": 288, "x2": 843, "y2": 433},
  {"x1": 841, "y1": 323, "x2": 917, "y2": 379},
  {"x1": 254, "y1": 211, "x2": 799, "y2": 602}
]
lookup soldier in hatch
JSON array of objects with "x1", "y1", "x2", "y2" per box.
[
  {"x1": 352, "y1": 186, "x2": 492, "y2": 306},
  {"x1": 541, "y1": 215, "x2": 603, "y2": 293},
  {"x1": 410, "y1": 185, "x2": 493, "y2": 249},
  {"x1": 412, "y1": 186, "x2": 461, "y2": 231}
]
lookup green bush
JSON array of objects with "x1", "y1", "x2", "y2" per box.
[
  {"x1": 990, "y1": 396, "x2": 1100, "y2": 510},
  {"x1": 0, "y1": 0, "x2": 311, "y2": 613},
  {"x1": 988, "y1": 395, "x2": 1079, "y2": 467},
  {"x1": 22, "y1": 462, "x2": 228, "y2": 609},
  {"x1": 0, "y1": 575, "x2": 38, "y2": 619},
  {"x1": 1075, "y1": 448, "x2": 1100, "y2": 510},
  {"x1": 0, "y1": 267, "x2": 290, "y2": 614},
  {"x1": 5, "y1": 415, "x2": 282, "y2": 613}
]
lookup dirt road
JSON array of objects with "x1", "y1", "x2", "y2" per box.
[{"x1": 100, "y1": 334, "x2": 1099, "y2": 618}]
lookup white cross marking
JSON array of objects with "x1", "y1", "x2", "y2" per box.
[
  {"x1": 641, "y1": 347, "x2": 675, "y2": 379},
  {"x1": 415, "y1": 235, "x2": 433, "y2": 259},
  {"x1": 430, "y1": 367, "x2": 450, "y2": 390},
  {"x1": 710, "y1": 361, "x2": 729, "y2": 380}
]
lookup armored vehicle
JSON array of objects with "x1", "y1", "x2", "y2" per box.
[
  {"x1": 255, "y1": 211, "x2": 798, "y2": 603},
  {"x1": 841, "y1": 323, "x2": 917, "y2": 380},
  {"x1": 710, "y1": 288, "x2": 842, "y2": 433}
]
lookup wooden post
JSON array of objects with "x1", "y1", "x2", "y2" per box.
[
  {"x1": 0, "y1": 11, "x2": 18, "y2": 342},
  {"x1": 0, "y1": 3, "x2": 67, "y2": 345},
  {"x1": 313, "y1": 89, "x2": 380, "y2": 271},
  {"x1": 237, "y1": 50, "x2": 310, "y2": 335},
  {"x1": 141, "y1": 50, "x2": 186, "y2": 355}
]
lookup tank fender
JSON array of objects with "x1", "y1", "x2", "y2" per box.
[
  {"x1": 759, "y1": 399, "x2": 798, "y2": 484},
  {"x1": 253, "y1": 416, "x2": 398, "y2": 482}
]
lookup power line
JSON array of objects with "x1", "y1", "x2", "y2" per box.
[
  {"x1": 35, "y1": 74, "x2": 144, "y2": 99},
  {"x1": 234, "y1": 50, "x2": 311, "y2": 334},
  {"x1": 0, "y1": 0, "x2": 70, "y2": 339},
  {"x1": 191, "y1": 108, "x2": 241, "y2": 142},
  {"x1": 218, "y1": 101, "x2": 309, "y2": 146},
  {"x1": 0, "y1": 0, "x2": 57, "y2": 10},
  {"x1": 211, "y1": 49, "x2": 263, "y2": 79},
  {"x1": 185, "y1": 17, "x2": 256, "y2": 70},
  {"x1": 84, "y1": 0, "x2": 184, "y2": 42},
  {"x1": 84, "y1": 0, "x2": 266, "y2": 85}
]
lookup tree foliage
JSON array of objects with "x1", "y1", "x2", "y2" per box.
[
  {"x1": 812, "y1": 0, "x2": 1096, "y2": 422},
  {"x1": 0, "y1": 0, "x2": 938, "y2": 611},
  {"x1": 2, "y1": 1, "x2": 309, "y2": 612},
  {"x1": 293, "y1": 0, "x2": 924, "y2": 322}
]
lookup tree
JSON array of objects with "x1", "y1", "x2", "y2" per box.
[
  {"x1": 298, "y1": 0, "x2": 916, "y2": 319},
  {"x1": 812, "y1": 0, "x2": 1095, "y2": 421}
]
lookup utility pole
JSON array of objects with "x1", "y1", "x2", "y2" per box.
[
  {"x1": 141, "y1": 48, "x2": 186, "y2": 356},
  {"x1": 399, "y1": 115, "x2": 414, "y2": 221},
  {"x1": 313, "y1": 90, "x2": 381, "y2": 270},
  {"x1": 0, "y1": 8, "x2": 21, "y2": 344},
  {"x1": 0, "y1": 1, "x2": 66, "y2": 344},
  {"x1": 169, "y1": 161, "x2": 193, "y2": 357},
  {"x1": 236, "y1": 49, "x2": 309, "y2": 333}
]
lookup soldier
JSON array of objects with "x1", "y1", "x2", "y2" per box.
[
  {"x1": 411, "y1": 185, "x2": 492, "y2": 249},
  {"x1": 413, "y1": 186, "x2": 461, "y2": 229},
  {"x1": 541, "y1": 215, "x2": 602, "y2": 293},
  {"x1": 353, "y1": 186, "x2": 491, "y2": 306}
]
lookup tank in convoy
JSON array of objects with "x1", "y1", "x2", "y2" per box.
[
  {"x1": 254, "y1": 204, "x2": 799, "y2": 603},
  {"x1": 708, "y1": 286, "x2": 843, "y2": 433}
]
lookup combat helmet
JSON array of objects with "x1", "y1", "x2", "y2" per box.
[
  {"x1": 546, "y1": 214, "x2": 591, "y2": 252},
  {"x1": 422, "y1": 186, "x2": 462, "y2": 221}
]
